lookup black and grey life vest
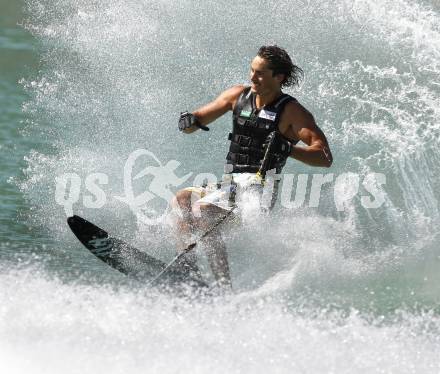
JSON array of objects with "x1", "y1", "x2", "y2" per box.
[{"x1": 226, "y1": 86, "x2": 298, "y2": 174}]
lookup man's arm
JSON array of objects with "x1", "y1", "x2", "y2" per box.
[
  {"x1": 182, "y1": 85, "x2": 245, "y2": 134},
  {"x1": 280, "y1": 102, "x2": 333, "y2": 168}
]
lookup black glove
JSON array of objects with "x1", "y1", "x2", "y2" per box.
[
  {"x1": 263, "y1": 131, "x2": 293, "y2": 158},
  {"x1": 178, "y1": 111, "x2": 209, "y2": 132}
]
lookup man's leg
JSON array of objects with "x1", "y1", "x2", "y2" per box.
[
  {"x1": 171, "y1": 189, "x2": 202, "y2": 278},
  {"x1": 194, "y1": 203, "x2": 232, "y2": 289},
  {"x1": 200, "y1": 227, "x2": 231, "y2": 288},
  {"x1": 172, "y1": 188, "x2": 232, "y2": 288}
]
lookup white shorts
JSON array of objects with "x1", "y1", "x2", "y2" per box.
[{"x1": 183, "y1": 173, "x2": 279, "y2": 212}]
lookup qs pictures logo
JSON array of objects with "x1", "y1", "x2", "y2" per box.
[{"x1": 55, "y1": 149, "x2": 387, "y2": 221}]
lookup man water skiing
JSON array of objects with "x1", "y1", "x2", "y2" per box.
[{"x1": 173, "y1": 45, "x2": 333, "y2": 289}]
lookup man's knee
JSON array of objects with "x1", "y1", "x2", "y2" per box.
[
  {"x1": 172, "y1": 189, "x2": 193, "y2": 210},
  {"x1": 172, "y1": 188, "x2": 224, "y2": 220},
  {"x1": 172, "y1": 189, "x2": 205, "y2": 221}
]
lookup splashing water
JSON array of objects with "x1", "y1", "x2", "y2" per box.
[{"x1": 2, "y1": 0, "x2": 440, "y2": 372}]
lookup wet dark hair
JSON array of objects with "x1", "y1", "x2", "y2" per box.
[{"x1": 257, "y1": 45, "x2": 303, "y2": 88}]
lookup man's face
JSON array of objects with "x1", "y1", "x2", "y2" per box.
[{"x1": 249, "y1": 56, "x2": 283, "y2": 95}]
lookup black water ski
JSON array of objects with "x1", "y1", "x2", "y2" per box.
[{"x1": 67, "y1": 215, "x2": 208, "y2": 289}]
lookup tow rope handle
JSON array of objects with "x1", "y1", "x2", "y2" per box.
[{"x1": 256, "y1": 131, "x2": 277, "y2": 181}]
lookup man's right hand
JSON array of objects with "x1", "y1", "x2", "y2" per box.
[{"x1": 178, "y1": 112, "x2": 209, "y2": 132}]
